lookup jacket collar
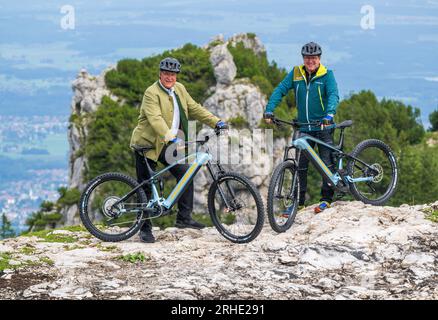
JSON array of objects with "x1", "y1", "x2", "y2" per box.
[
  {"x1": 298, "y1": 63, "x2": 327, "y2": 81},
  {"x1": 157, "y1": 80, "x2": 175, "y2": 95}
]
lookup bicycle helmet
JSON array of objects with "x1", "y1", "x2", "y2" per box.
[
  {"x1": 159, "y1": 57, "x2": 181, "y2": 73},
  {"x1": 301, "y1": 42, "x2": 322, "y2": 56}
]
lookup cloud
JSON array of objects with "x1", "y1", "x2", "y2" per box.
[
  {"x1": 424, "y1": 76, "x2": 438, "y2": 82},
  {"x1": 0, "y1": 42, "x2": 112, "y2": 72},
  {"x1": 0, "y1": 74, "x2": 69, "y2": 94},
  {"x1": 380, "y1": 15, "x2": 438, "y2": 26},
  {"x1": 418, "y1": 34, "x2": 438, "y2": 42}
]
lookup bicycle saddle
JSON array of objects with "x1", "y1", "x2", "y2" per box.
[
  {"x1": 336, "y1": 120, "x2": 353, "y2": 129},
  {"x1": 131, "y1": 144, "x2": 154, "y2": 153}
]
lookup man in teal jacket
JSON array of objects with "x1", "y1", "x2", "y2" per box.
[{"x1": 264, "y1": 42, "x2": 339, "y2": 213}]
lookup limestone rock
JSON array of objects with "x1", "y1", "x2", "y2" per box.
[
  {"x1": 209, "y1": 44, "x2": 236, "y2": 85},
  {"x1": 1, "y1": 201, "x2": 437, "y2": 300}
]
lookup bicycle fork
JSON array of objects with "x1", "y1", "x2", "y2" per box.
[
  {"x1": 276, "y1": 146, "x2": 300, "y2": 200},
  {"x1": 206, "y1": 161, "x2": 238, "y2": 212}
]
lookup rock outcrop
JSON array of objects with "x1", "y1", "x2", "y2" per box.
[
  {"x1": 61, "y1": 33, "x2": 284, "y2": 219},
  {"x1": 62, "y1": 67, "x2": 116, "y2": 225},
  {"x1": 191, "y1": 33, "x2": 286, "y2": 210},
  {"x1": 1, "y1": 201, "x2": 437, "y2": 300}
]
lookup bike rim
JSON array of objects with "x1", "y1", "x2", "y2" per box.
[
  {"x1": 84, "y1": 179, "x2": 143, "y2": 236},
  {"x1": 351, "y1": 145, "x2": 396, "y2": 201},
  {"x1": 211, "y1": 177, "x2": 260, "y2": 241}
]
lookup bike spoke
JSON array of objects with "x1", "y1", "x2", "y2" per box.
[{"x1": 210, "y1": 175, "x2": 263, "y2": 242}]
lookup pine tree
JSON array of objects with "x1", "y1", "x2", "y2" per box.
[
  {"x1": 0, "y1": 213, "x2": 15, "y2": 240},
  {"x1": 429, "y1": 108, "x2": 438, "y2": 132}
]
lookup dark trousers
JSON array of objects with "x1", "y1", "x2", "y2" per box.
[
  {"x1": 297, "y1": 129, "x2": 335, "y2": 205},
  {"x1": 134, "y1": 146, "x2": 193, "y2": 232}
]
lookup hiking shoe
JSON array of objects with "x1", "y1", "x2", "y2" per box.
[
  {"x1": 175, "y1": 218, "x2": 205, "y2": 229},
  {"x1": 314, "y1": 201, "x2": 330, "y2": 214},
  {"x1": 139, "y1": 229, "x2": 155, "y2": 243}
]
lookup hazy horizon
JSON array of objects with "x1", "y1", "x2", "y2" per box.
[{"x1": 1, "y1": 0, "x2": 437, "y2": 127}]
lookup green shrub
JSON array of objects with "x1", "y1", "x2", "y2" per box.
[
  {"x1": 57, "y1": 187, "x2": 81, "y2": 206},
  {"x1": 119, "y1": 252, "x2": 148, "y2": 263},
  {"x1": 228, "y1": 115, "x2": 250, "y2": 129},
  {"x1": 105, "y1": 43, "x2": 215, "y2": 106}
]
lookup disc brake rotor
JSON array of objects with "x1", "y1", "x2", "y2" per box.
[
  {"x1": 370, "y1": 163, "x2": 383, "y2": 183},
  {"x1": 102, "y1": 196, "x2": 123, "y2": 218}
]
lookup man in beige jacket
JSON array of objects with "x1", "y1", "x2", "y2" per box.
[{"x1": 130, "y1": 57, "x2": 228, "y2": 243}]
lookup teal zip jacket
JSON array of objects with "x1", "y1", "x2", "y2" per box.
[{"x1": 265, "y1": 64, "x2": 339, "y2": 132}]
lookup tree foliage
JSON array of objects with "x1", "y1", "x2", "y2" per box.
[
  {"x1": 105, "y1": 43, "x2": 215, "y2": 106},
  {"x1": 0, "y1": 213, "x2": 15, "y2": 239},
  {"x1": 429, "y1": 108, "x2": 438, "y2": 132},
  {"x1": 227, "y1": 41, "x2": 296, "y2": 138},
  {"x1": 84, "y1": 96, "x2": 139, "y2": 180}
]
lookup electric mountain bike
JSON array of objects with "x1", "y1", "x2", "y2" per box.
[
  {"x1": 267, "y1": 117, "x2": 398, "y2": 233},
  {"x1": 79, "y1": 129, "x2": 264, "y2": 244}
]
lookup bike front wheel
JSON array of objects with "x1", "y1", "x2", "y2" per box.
[
  {"x1": 208, "y1": 172, "x2": 264, "y2": 244},
  {"x1": 267, "y1": 161, "x2": 300, "y2": 233},
  {"x1": 79, "y1": 172, "x2": 147, "y2": 242},
  {"x1": 347, "y1": 139, "x2": 398, "y2": 205}
]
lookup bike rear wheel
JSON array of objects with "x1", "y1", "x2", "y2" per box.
[
  {"x1": 79, "y1": 172, "x2": 147, "y2": 242},
  {"x1": 347, "y1": 139, "x2": 398, "y2": 205},
  {"x1": 267, "y1": 161, "x2": 300, "y2": 233},
  {"x1": 208, "y1": 172, "x2": 264, "y2": 243}
]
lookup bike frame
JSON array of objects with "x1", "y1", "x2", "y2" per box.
[
  {"x1": 150, "y1": 151, "x2": 211, "y2": 210},
  {"x1": 114, "y1": 140, "x2": 236, "y2": 217},
  {"x1": 292, "y1": 133, "x2": 375, "y2": 187}
]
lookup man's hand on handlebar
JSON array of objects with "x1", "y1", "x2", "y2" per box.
[
  {"x1": 169, "y1": 137, "x2": 185, "y2": 150},
  {"x1": 263, "y1": 112, "x2": 274, "y2": 124}
]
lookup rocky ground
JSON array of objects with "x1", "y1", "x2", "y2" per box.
[{"x1": 1, "y1": 201, "x2": 437, "y2": 300}]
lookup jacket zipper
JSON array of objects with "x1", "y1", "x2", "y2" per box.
[{"x1": 306, "y1": 84, "x2": 310, "y2": 131}]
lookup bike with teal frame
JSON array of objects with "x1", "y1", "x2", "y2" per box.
[
  {"x1": 267, "y1": 117, "x2": 398, "y2": 233},
  {"x1": 79, "y1": 129, "x2": 265, "y2": 244}
]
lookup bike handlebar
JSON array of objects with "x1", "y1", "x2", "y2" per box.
[
  {"x1": 184, "y1": 128, "x2": 227, "y2": 146},
  {"x1": 271, "y1": 117, "x2": 322, "y2": 128}
]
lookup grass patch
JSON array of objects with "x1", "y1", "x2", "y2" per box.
[
  {"x1": 20, "y1": 245, "x2": 36, "y2": 255},
  {"x1": 39, "y1": 256, "x2": 55, "y2": 266},
  {"x1": 97, "y1": 244, "x2": 119, "y2": 252},
  {"x1": 0, "y1": 252, "x2": 12, "y2": 271},
  {"x1": 424, "y1": 208, "x2": 438, "y2": 223},
  {"x1": 61, "y1": 225, "x2": 87, "y2": 233},
  {"x1": 119, "y1": 252, "x2": 148, "y2": 264},
  {"x1": 22, "y1": 229, "x2": 78, "y2": 243}
]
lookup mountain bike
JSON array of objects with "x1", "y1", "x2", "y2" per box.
[
  {"x1": 267, "y1": 117, "x2": 398, "y2": 233},
  {"x1": 79, "y1": 129, "x2": 264, "y2": 244}
]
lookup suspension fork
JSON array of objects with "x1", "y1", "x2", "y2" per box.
[
  {"x1": 276, "y1": 146, "x2": 299, "y2": 197},
  {"x1": 206, "y1": 161, "x2": 235, "y2": 210}
]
